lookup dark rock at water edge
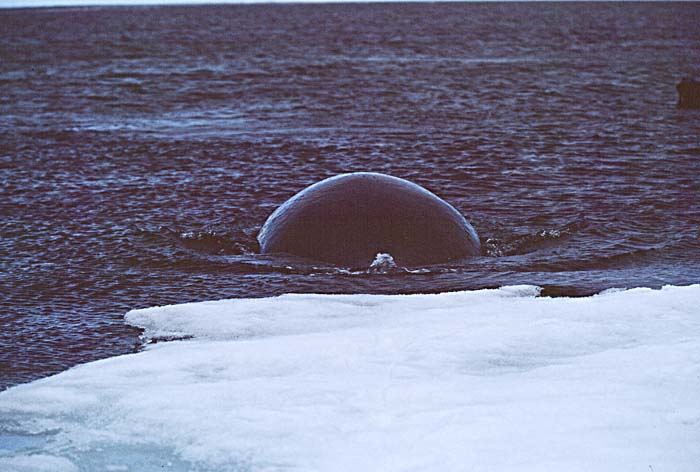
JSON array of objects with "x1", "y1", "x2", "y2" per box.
[{"x1": 676, "y1": 78, "x2": 700, "y2": 108}]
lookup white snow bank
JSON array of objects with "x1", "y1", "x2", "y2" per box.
[{"x1": 1, "y1": 285, "x2": 699, "y2": 471}]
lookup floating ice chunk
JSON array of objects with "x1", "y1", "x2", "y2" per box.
[{"x1": 1, "y1": 285, "x2": 699, "y2": 471}]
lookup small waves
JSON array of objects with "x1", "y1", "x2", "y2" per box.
[
  {"x1": 483, "y1": 220, "x2": 587, "y2": 257},
  {"x1": 155, "y1": 226, "x2": 257, "y2": 256},
  {"x1": 127, "y1": 217, "x2": 696, "y2": 283}
]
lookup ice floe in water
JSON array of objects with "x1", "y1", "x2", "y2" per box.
[{"x1": 1, "y1": 285, "x2": 700, "y2": 471}]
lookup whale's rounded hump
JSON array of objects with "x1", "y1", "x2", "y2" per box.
[{"x1": 257, "y1": 172, "x2": 480, "y2": 268}]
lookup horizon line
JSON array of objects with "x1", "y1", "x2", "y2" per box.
[{"x1": 0, "y1": 0, "x2": 675, "y2": 11}]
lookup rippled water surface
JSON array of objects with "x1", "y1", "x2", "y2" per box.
[{"x1": 2, "y1": 2, "x2": 700, "y2": 390}]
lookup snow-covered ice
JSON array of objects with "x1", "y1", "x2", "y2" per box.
[{"x1": 1, "y1": 285, "x2": 699, "y2": 471}]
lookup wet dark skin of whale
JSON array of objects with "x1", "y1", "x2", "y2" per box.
[{"x1": 257, "y1": 173, "x2": 480, "y2": 268}]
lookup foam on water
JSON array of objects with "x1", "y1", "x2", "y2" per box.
[{"x1": 1, "y1": 285, "x2": 699, "y2": 471}]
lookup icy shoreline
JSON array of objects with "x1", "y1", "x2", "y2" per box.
[{"x1": 1, "y1": 285, "x2": 699, "y2": 471}]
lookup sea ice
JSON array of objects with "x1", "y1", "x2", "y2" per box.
[{"x1": 1, "y1": 285, "x2": 699, "y2": 471}]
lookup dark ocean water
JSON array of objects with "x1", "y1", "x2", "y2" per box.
[{"x1": 1, "y1": 2, "x2": 700, "y2": 391}]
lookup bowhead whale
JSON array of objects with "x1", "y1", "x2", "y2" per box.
[{"x1": 257, "y1": 172, "x2": 480, "y2": 268}]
